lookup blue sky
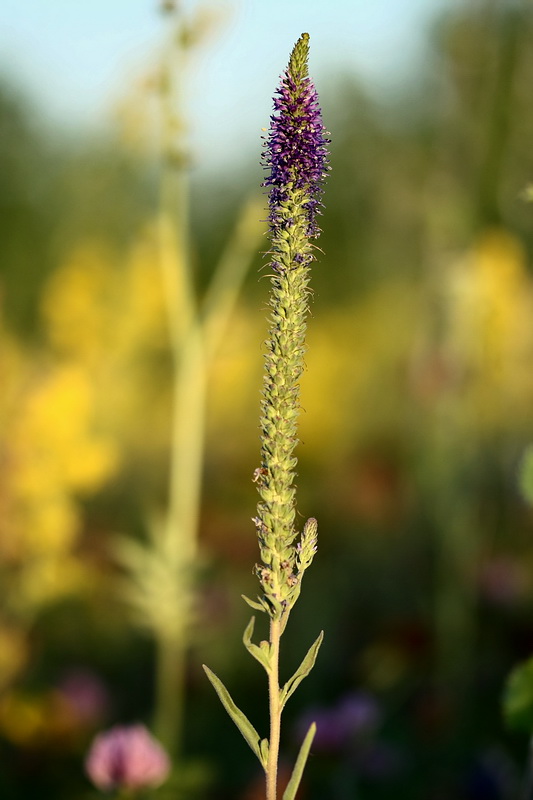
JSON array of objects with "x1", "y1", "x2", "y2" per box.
[{"x1": 0, "y1": 0, "x2": 461, "y2": 172}]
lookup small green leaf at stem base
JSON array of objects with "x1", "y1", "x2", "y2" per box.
[
  {"x1": 282, "y1": 722, "x2": 316, "y2": 800},
  {"x1": 280, "y1": 631, "x2": 324, "y2": 711},
  {"x1": 260, "y1": 738, "x2": 270, "y2": 771},
  {"x1": 243, "y1": 616, "x2": 272, "y2": 673},
  {"x1": 202, "y1": 665, "x2": 266, "y2": 768}
]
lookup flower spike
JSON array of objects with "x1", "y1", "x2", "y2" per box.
[
  {"x1": 255, "y1": 34, "x2": 329, "y2": 619},
  {"x1": 205, "y1": 34, "x2": 329, "y2": 800},
  {"x1": 263, "y1": 32, "x2": 330, "y2": 242}
]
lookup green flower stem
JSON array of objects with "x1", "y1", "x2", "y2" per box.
[
  {"x1": 157, "y1": 0, "x2": 199, "y2": 569},
  {"x1": 168, "y1": 324, "x2": 205, "y2": 567},
  {"x1": 266, "y1": 618, "x2": 282, "y2": 800},
  {"x1": 153, "y1": 617, "x2": 187, "y2": 759},
  {"x1": 154, "y1": 3, "x2": 198, "y2": 759},
  {"x1": 204, "y1": 34, "x2": 326, "y2": 800},
  {"x1": 158, "y1": 6, "x2": 195, "y2": 343}
]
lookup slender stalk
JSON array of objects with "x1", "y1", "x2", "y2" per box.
[
  {"x1": 152, "y1": 329, "x2": 205, "y2": 760},
  {"x1": 158, "y1": 5, "x2": 195, "y2": 337},
  {"x1": 153, "y1": 6, "x2": 261, "y2": 755},
  {"x1": 153, "y1": 2, "x2": 199, "y2": 758},
  {"x1": 168, "y1": 323, "x2": 206, "y2": 565},
  {"x1": 476, "y1": 1, "x2": 523, "y2": 225},
  {"x1": 153, "y1": 629, "x2": 186, "y2": 759},
  {"x1": 266, "y1": 618, "x2": 282, "y2": 800}
]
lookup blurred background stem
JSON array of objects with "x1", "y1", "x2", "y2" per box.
[
  {"x1": 154, "y1": 0, "x2": 199, "y2": 759},
  {"x1": 152, "y1": 1, "x2": 264, "y2": 761},
  {"x1": 475, "y1": 0, "x2": 522, "y2": 226},
  {"x1": 153, "y1": 624, "x2": 188, "y2": 760}
]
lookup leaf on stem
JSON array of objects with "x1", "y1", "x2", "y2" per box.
[
  {"x1": 260, "y1": 737, "x2": 270, "y2": 770},
  {"x1": 279, "y1": 631, "x2": 324, "y2": 711},
  {"x1": 242, "y1": 594, "x2": 269, "y2": 613},
  {"x1": 282, "y1": 722, "x2": 316, "y2": 800},
  {"x1": 202, "y1": 665, "x2": 266, "y2": 768},
  {"x1": 243, "y1": 617, "x2": 272, "y2": 673}
]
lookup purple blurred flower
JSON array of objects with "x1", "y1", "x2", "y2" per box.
[
  {"x1": 58, "y1": 669, "x2": 110, "y2": 725},
  {"x1": 85, "y1": 724, "x2": 170, "y2": 792},
  {"x1": 335, "y1": 693, "x2": 382, "y2": 737},
  {"x1": 296, "y1": 692, "x2": 381, "y2": 754}
]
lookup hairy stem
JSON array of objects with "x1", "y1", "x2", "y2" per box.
[{"x1": 266, "y1": 618, "x2": 282, "y2": 800}]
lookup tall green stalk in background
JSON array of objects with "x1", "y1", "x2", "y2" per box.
[
  {"x1": 116, "y1": 0, "x2": 264, "y2": 767},
  {"x1": 204, "y1": 33, "x2": 329, "y2": 800},
  {"x1": 155, "y1": 0, "x2": 198, "y2": 758}
]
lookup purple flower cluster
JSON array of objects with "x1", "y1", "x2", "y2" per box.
[
  {"x1": 296, "y1": 692, "x2": 381, "y2": 754},
  {"x1": 263, "y1": 34, "x2": 329, "y2": 239},
  {"x1": 85, "y1": 724, "x2": 170, "y2": 792},
  {"x1": 295, "y1": 693, "x2": 407, "y2": 782}
]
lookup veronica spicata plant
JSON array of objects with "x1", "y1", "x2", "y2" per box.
[{"x1": 204, "y1": 33, "x2": 329, "y2": 800}]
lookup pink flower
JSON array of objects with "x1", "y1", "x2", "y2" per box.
[{"x1": 85, "y1": 724, "x2": 170, "y2": 791}]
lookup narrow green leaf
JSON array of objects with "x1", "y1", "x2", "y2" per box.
[
  {"x1": 260, "y1": 738, "x2": 269, "y2": 772},
  {"x1": 282, "y1": 722, "x2": 316, "y2": 800},
  {"x1": 243, "y1": 617, "x2": 272, "y2": 673},
  {"x1": 243, "y1": 616, "x2": 256, "y2": 643},
  {"x1": 242, "y1": 594, "x2": 268, "y2": 613},
  {"x1": 279, "y1": 605, "x2": 294, "y2": 636},
  {"x1": 280, "y1": 631, "x2": 324, "y2": 710},
  {"x1": 268, "y1": 594, "x2": 283, "y2": 618},
  {"x1": 203, "y1": 665, "x2": 263, "y2": 764}
]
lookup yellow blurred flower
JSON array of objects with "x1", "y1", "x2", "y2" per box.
[
  {"x1": 41, "y1": 243, "x2": 117, "y2": 366},
  {"x1": 0, "y1": 627, "x2": 28, "y2": 691},
  {"x1": 10, "y1": 364, "x2": 119, "y2": 497},
  {"x1": 446, "y1": 229, "x2": 533, "y2": 428},
  {"x1": 0, "y1": 687, "x2": 86, "y2": 746},
  {"x1": 301, "y1": 280, "x2": 421, "y2": 460},
  {"x1": 42, "y1": 234, "x2": 167, "y2": 365},
  {"x1": 0, "y1": 335, "x2": 119, "y2": 617},
  {"x1": 207, "y1": 281, "x2": 421, "y2": 466},
  {"x1": 0, "y1": 692, "x2": 47, "y2": 745},
  {"x1": 14, "y1": 555, "x2": 95, "y2": 617},
  {"x1": 16, "y1": 497, "x2": 80, "y2": 558},
  {"x1": 40, "y1": 233, "x2": 171, "y2": 460}
]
